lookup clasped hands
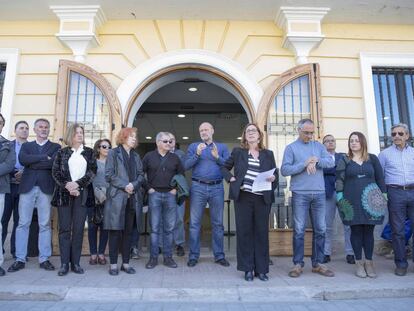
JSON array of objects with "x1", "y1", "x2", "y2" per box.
[
  {"x1": 305, "y1": 156, "x2": 318, "y2": 175},
  {"x1": 196, "y1": 143, "x2": 219, "y2": 159},
  {"x1": 65, "y1": 181, "x2": 80, "y2": 197}
]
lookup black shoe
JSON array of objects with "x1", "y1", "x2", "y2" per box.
[
  {"x1": 269, "y1": 259, "x2": 274, "y2": 266},
  {"x1": 158, "y1": 247, "x2": 162, "y2": 255},
  {"x1": 0, "y1": 267, "x2": 5, "y2": 276},
  {"x1": 255, "y1": 272, "x2": 269, "y2": 281},
  {"x1": 176, "y1": 245, "x2": 185, "y2": 257},
  {"x1": 130, "y1": 247, "x2": 140, "y2": 259},
  {"x1": 322, "y1": 255, "x2": 331, "y2": 264},
  {"x1": 244, "y1": 271, "x2": 253, "y2": 281},
  {"x1": 7, "y1": 261, "x2": 25, "y2": 272},
  {"x1": 395, "y1": 266, "x2": 407, "y2": 276},
  {"x1": 145, "y1": 257, "x2": 158, "y2": 269},
  {"x1": 215, "y1": 258, "x2": 230, "y2": 267},
  {"x1": 187, "y1": 259, "x2": 198, "y2": 267},
  {"x1": 346, "y1": 255, "x2": 356, "y2": 264},
  {"x1": 58, "y1": 264, "x2": 69, "y2": 276},
  {"x1": 164, "y1": 257, "x2": 178, "y2": 268},
  {"x1": 109, "y1": 267, "x2": 119, "y2": 276},
  {"x1": 40, "y1": 260, "x2": 55, "y2": 271},
  {"x1": 121, "y1": 265, "x2": 136, "y2": 274},
  {"x1": 71, "y1": 264, "x2": 84, "y2": 274}
]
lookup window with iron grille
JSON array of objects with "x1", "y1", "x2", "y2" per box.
[
  {"x1": 67, "y1": 71, "x2": 110, "y2": 147},
  {"x1": 0, "y1": 63, "x2": 7, "y2": 109},
  {"x1": 373, "y1": 67, "x2": 414, "y2": 150}
]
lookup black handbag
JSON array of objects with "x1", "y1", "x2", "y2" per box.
[{"x1": 91, "y1": 203, "x2": 104, "y2": 225}]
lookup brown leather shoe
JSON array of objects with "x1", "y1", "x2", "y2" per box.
[
  {"x1": 288, "y1": 264, "x2": 303, "y2": 278},
  {"x1": 312, "y1": 264, "x2": 335, "y2": 277}
]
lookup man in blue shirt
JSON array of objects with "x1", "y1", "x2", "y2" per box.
[
  {"x1": 378, "y1": 123, "x2": 414, "y2": 276},
  {"x1": 185, "y1": 122, "x2": 230, "y2": 267}
]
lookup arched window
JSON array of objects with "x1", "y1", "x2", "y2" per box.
[
  {"x1": 258, "y1": 64, "x2": 321, "y2": 230},
  {"x1": 55, "y1": 60, "x2": 122, "y2": 147}
]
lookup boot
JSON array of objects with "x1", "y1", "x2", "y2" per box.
[
  {"x1": 364, "y1": 260, "x2": 377, "y2": 278},
  {"x1": 355, "y1": 260, "x2": 367, "y2": 278}
]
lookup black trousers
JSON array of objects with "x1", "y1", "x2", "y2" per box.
[
  {"x1": 57, "y1": 194, "x2": 87, "y2": 265},
  {"x1": 108, "y1": 201, "x2": 135, "y2": 265},
  {"x1": 350, "y1": 224, "x2": 375, "y2": 260},
  {"x1": 235, "y1": 191, "x2": 271, "y2": 274},
  {"x1": 2, "y1": 184, "x2": 19, "y2": 256}
]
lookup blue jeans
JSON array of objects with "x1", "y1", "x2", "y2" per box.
[
  {"x1": 15, "y1": 186, "x2": 52, "y2": 263},
  {"x1": 387, "y1": 187, "x2": 414, "y2": 269},
  {"x1": 149, "y1": 191, "x2": 177, "y2": 258},
  {"x1": 324, "y1": 191, "x2": 353, "y2": 256},
  {"x1": 188, "y1": 182, "x2": 225, "y2": 261},
  {"x1": 87, "y1": 206, "x2": 108, "y2": 255},
  {"x1": 159, "y1": 201, "x2": 186, "y2": 248},
  {"x1": 0, "y1": 194, "x2": 5, "y2": 267},
  {"x1": 292, "y1": 192, "x2": 326, "y2": 268}
]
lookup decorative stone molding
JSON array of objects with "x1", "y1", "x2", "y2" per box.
[
  {"x1": 50, "y1": 5, "x2": 106, "y2": 62},
  {"x1": 275, "y1": 7, "x2": 330, "y2": 64}
]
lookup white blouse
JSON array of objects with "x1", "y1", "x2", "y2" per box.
[{"x1": 68, "y1": 145, "x2": 87, "y2": 182}]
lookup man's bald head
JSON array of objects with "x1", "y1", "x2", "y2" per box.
[{"x1": 199, "y1": 122, "x2": 214, "y2": 143}]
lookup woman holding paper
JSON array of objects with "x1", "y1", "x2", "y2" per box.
[{"x1": 221, "y1": 123, "x2": 278, "y2": 281}]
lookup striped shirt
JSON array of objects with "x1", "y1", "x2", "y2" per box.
[
  {"x1": 378, "y1": 144, "x2": 414, "y2": 186},
  {"x1": 241, "y1": 153, "x2": 263, "y2": 195}
]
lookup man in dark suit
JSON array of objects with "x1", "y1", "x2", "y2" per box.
[
  {"x1": 8, "y1": 118, "x2": 60, "y2": 272},
  {"x1": 322, "y1": 134, "x2": 355, "y2": 265},
  {"x1": 1, "y1": 121, "x2": 29, "y2": 259}
]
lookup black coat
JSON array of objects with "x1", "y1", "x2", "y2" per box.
[
  {"x1": 104, "y1": 146, "x2": 145, "y2": 230},
  {"x1": 19, "y1": 140, "x2": 61, "y2": 195},
  {"x1": 51, "y1": 146, "x2": 97, "y2": 207},
  {"x1": 221, "y1": 147, "x2": 279, "y2": 205}
]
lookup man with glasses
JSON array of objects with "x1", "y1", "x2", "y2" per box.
[
  {"x1": 322, "y1": 134, "x2": 355, "y2": 265},
  {"x1": 142, "y1": 132, "x2": 184, "y2": 269},
  {"x1": 185, "y1": 122, "x2": 230, "y2": 267},
  {"x1": 0, "y1": 113, "x2": 16, "y2": 276},
  {"x1": 281, "y1": 119, "x2": 335, "y2": 278},
  {"x1": 379, "y1": 123, "x2": 414, "y2": 276}
]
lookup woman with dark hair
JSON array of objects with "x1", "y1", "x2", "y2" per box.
[
  {"x1": 221, "y1": 123, "x2": 278, "y2": 281},
  {"x1": 52, "y1": 123, "x2": 96, "y2": 276},
  {"x1": 104, "y1": 127, "x2": 145, "y2": 275},
  {"x1": 87, "y1": 139, "x2": 111, "y2": 266},
  {"x1": 336, "y1": 131, "x2": 387, "y2": 278}
]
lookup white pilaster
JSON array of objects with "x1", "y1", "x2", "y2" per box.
[
  {"x1": 50, "y1": 5, "x2": 106, "y2": 63},
  {"x1": 275, "y1": 7, "x2": 330, "y2": 65}
]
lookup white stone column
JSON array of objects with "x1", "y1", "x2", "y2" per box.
[
  {"x1": 275, "y1": 7, "x2": 330, "y2": 65},
  {"x1": 50, "y1": 5, "x2": 106, "y2": 63}
]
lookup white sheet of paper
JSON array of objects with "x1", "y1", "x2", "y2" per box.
[{"x1": 252, "y1": 168, "x2": 276, "y2": 192}]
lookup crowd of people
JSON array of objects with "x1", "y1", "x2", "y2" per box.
[{"x1": 0, "y1": 113, "x2": 412, "y2": 281}]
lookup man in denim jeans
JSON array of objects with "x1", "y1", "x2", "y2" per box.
[
  {"x1": 143, "y1": 132, "x2": 184, "y2": 269},
  {"x1": 185, "y1": 122, "x2": 230, "y2": 267},
  {"x1": 281, "y1": 119, "x2": 335, "y2": 278}
]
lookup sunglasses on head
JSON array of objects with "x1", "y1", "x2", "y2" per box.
[
  {"x1": 391, "y1": 132, "x2": 405, "y2": 137},
  {"x1": 162, "y1": 140, "x2": 173, "y2": 144},
  {"x1": 100, "y1": 145, "x2": 111, "y2": 149}
]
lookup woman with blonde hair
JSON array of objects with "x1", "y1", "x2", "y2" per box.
[
  {"x1": 52, "y1": 123, "x2": 96, "y2": 276},
  {"x1": 336, "y1": 131, "x2": 387, "y2": 278},
  {"x1": 104, "y1": 127, "x2": 145, "y2": 275}
]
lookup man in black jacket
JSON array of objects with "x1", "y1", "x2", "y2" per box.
[
  {"x1": 143, "y1": 132, "x2": 184, "y2": 269},
  {"x1": 8, "y1": 119, "x2": 60, "y2": 272}
]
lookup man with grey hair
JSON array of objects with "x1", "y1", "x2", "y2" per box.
[
  {"x1": 378, "y1": 123, "x2": 414, "y2": 276},
  {"x1": 281, "y1": 118, "x2": 335, "y2": 278},
  {"x1": 8, "y1": 118, "x2": 60, "y2": 273},
  {"x1": 142, "y1": 132, "x2": 184, "y2": 269}
]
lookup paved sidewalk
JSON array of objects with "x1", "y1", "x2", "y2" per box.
[{"x1": 0, "y1": 252, "x2": 413, "y2": 302}]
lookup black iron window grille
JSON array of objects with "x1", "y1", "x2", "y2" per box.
[{"x1": 0, "y1": 63, "x2": 7, "y2": 109}]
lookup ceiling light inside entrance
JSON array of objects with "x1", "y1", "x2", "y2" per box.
[
  {"x1": 145, "y1": 136, "x2": 152, "y2": 140},
  {"x1": 182, "y1": 136, "x2": 189, "y2": 140},
  {"x1": 188, "y1": 87, "x2": 198, "y2": 92},
  {"x1": 237, "y1": 137, "x2": 242, "y2": 140},
  {"x1": 177, "y1": 114, "x2": 186, "y2": 118}
]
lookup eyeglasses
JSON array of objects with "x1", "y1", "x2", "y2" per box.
[
  {"x1": 100, "y1": 145, "x2": 111, "y2": 149},
  {"x1": 324, "y1": 139, "x2": 335, "y2": 143},
  {"x1": 301, "y1": 131, "x2": 314, "y2": 136},
  {"x1": 246, "y1": 129, "x2": 258, "y2": 133},
  {"x1": 162, "y1": 140, "x2": 173, "y2": 144},
  {"x1": 391, "y1": 132, "x2": 405, "y2": 137}
]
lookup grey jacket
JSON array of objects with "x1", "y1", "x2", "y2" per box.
[
  {"x1": 0, "y1": 136, "x2": 16, "y2": 194},
  {"x1": 103, "y1": 146, "x2": 145, "y2": 230}
]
